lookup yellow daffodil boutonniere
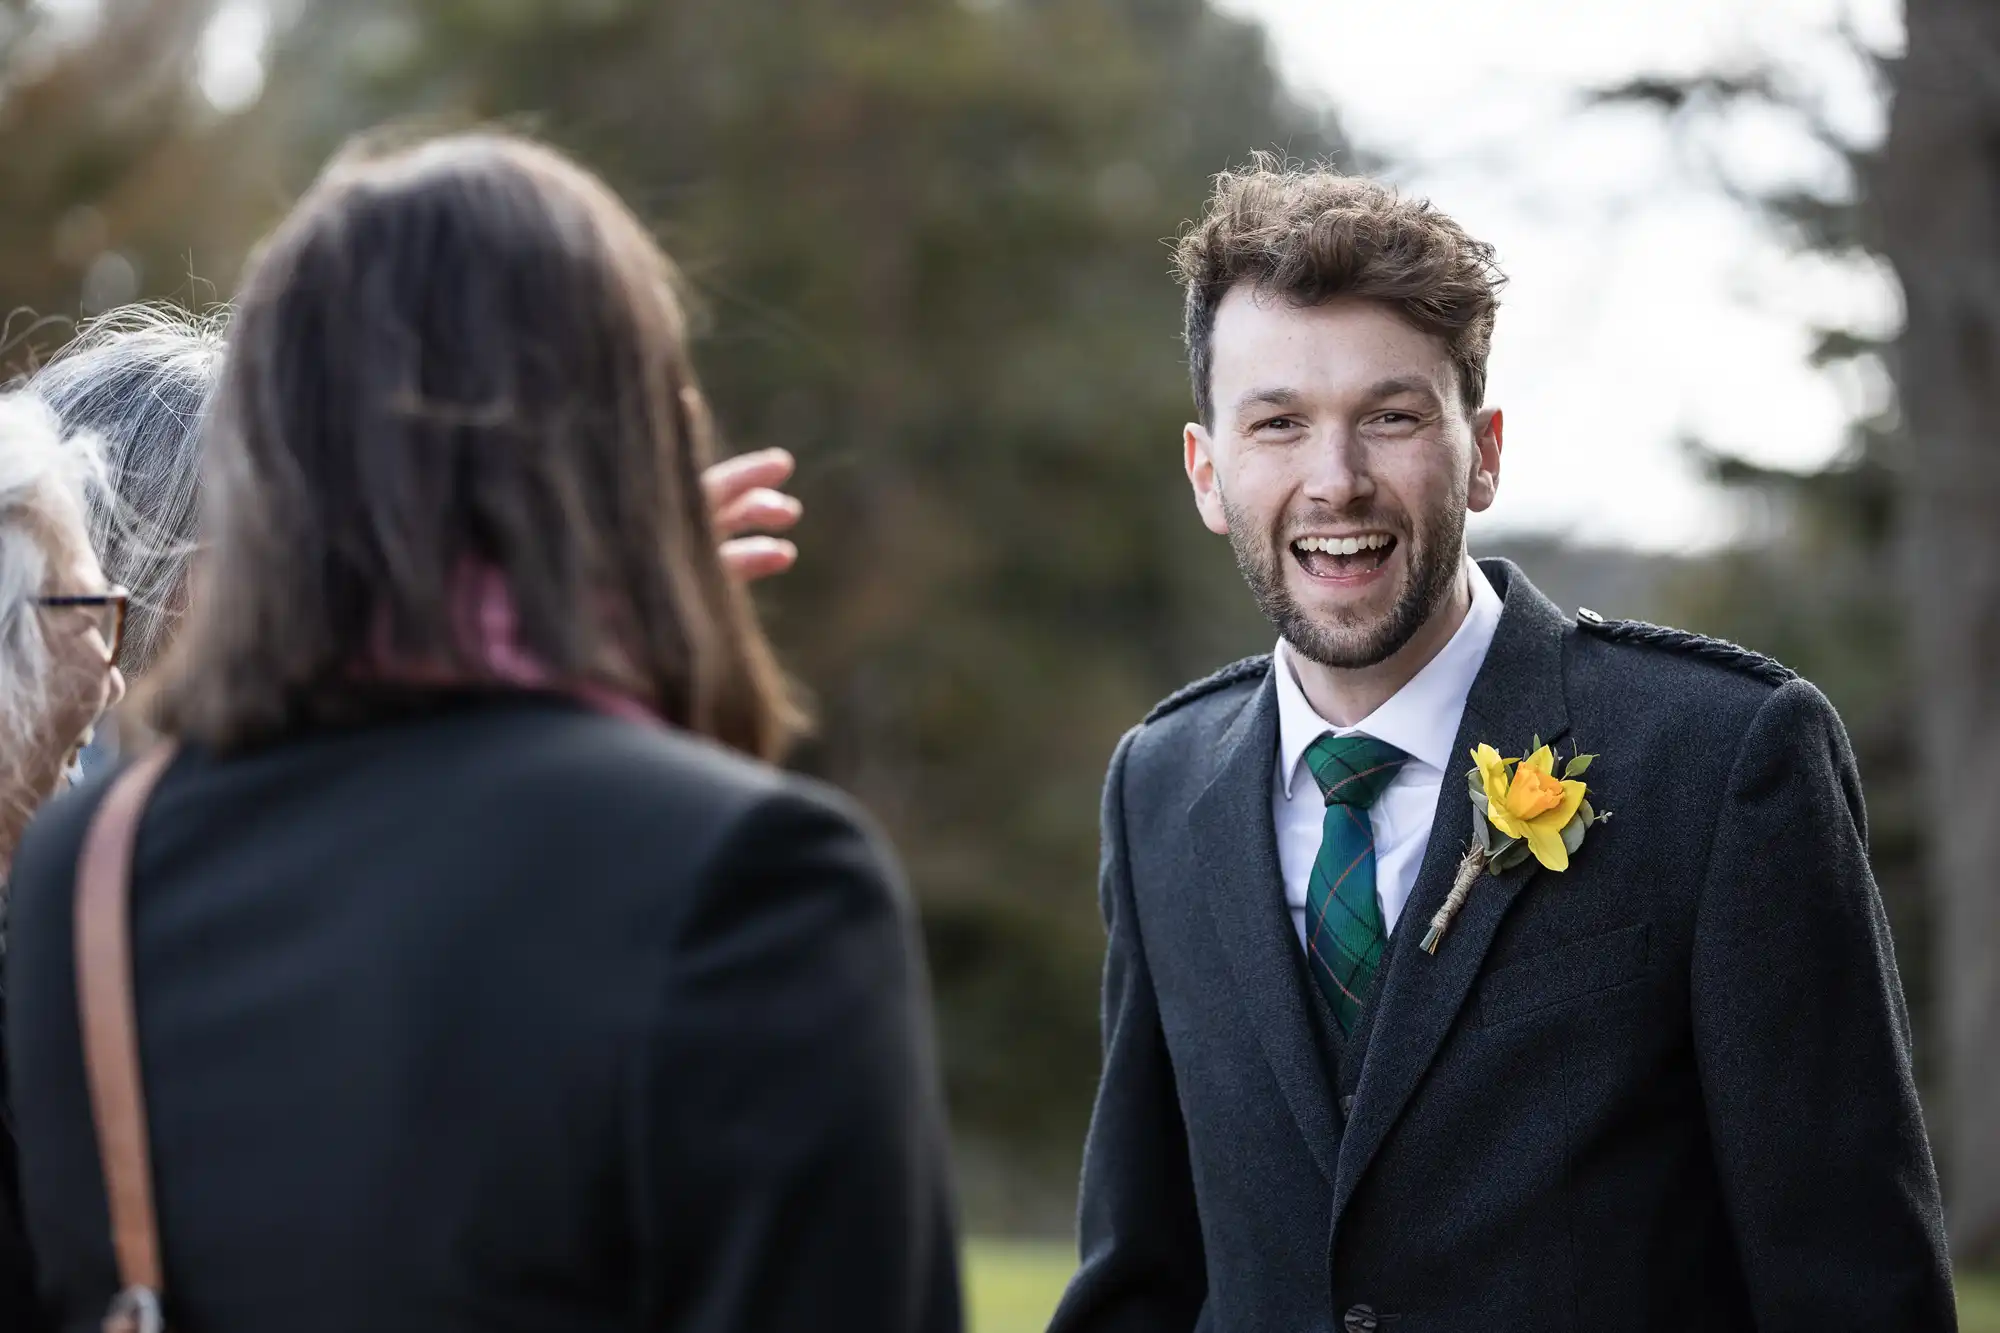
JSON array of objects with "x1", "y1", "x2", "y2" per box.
[
  {"x1": 1419, "y1": 739, "x2": 1611, "y2": 955},
  {"x1": 1474, "y1": 742, "x2": 1596, "y2": 873}
]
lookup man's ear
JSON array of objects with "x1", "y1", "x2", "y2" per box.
[
  {"x1": 1186, "y1": 422, "x2": 1230, "y2": 535},
  {"x1": 1468, "y1": 407, "x2": 1503, "y2": 513}
]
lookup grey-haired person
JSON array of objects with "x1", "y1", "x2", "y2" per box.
[{"x1": 0, "y1": 390, "x2": 127, "y2": 1325}]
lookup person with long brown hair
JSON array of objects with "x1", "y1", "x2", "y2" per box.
[
  {"x1": 20, "y1": 295, "x2": 805, "y2": 780},
  {"x1": 4, "y1": 132, "x2": 960, "y2": 1333}
]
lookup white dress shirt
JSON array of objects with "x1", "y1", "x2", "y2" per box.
[{"x1": 1272, "y1": 560, "x2": 1504, "y2": 945}]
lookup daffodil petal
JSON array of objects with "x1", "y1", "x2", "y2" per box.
[
  {"x1": 1523, "y1": 818, "x2": 1570, "y2": 872},
  {"x1": 1472, "y1": 744, "x2": 1513, "y2": 814},
  {"x1": 1472, "y1": 743, "x2": 1505, "y2": 780},
  {"x1": 1521, "y1": 746, "x2": 1556, "y2": 778},
  {"x1": 1548, "y1": 779, "x2": 1587, "y2": 830}
]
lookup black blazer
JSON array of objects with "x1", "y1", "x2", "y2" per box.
[
  {"x1": 2, "y1": 695, "x2": 961, "y2": 1333},
  {"x1": 0, "y1": 967, "x2": 35, "y2": 1318},
  {"x1": 1050, "y1": 560, "x2": 1953, "y2": 1332}
]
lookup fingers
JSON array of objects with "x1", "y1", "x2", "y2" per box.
[
  {"x1": 703, "y1": 448, "x2": 796, "y2": 511},
  {"x1": 707, "y1": 450, "x2": 802, "y2": 578},
  {"x1": 715, "y1": 487, "x2": 803, "y2": 539},
  {"x1": 721, "y1": 536, "x2": 798, "y2": 583}
]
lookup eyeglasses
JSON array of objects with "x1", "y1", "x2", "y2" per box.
[{"x1": 34, "y1": 587, "x2": 130, "y2": 664}]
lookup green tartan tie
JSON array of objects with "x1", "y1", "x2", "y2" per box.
[{"x1": 1303, "y1": 733, "x2": 1408, "y2": 1035}]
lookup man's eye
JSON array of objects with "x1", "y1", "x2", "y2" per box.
[{"x1": 1256, "y1": 417, "x2": 1302, "y2": 431}]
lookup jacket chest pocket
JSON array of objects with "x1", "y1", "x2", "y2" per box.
[{"x1": 1475, "y1": 922, "x2": 1650, "y2": 1028}]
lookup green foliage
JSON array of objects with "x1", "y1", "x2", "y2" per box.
[
  {"x1": 255, "y1": 0, "x2": 1344, "y2": 1210},
  {"x1": 0, "y1": 0, "x2": 268, "y2": 367},
  {"x1": 3, "y1": 0, "x2": 1340, "y2": 1217}
]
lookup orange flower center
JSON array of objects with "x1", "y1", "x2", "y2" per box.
[{"x1": 1504, "y1": 764, "x2": 1565, "y2": 821}]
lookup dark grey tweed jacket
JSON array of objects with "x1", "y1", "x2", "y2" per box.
[{"x1": 1049, "y1": 559, "x2": 1953, "y2": 1333}]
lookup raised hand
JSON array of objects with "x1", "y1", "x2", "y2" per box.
[{"x1": 704, "y1": 448, "x2": 803, "y2": 582}]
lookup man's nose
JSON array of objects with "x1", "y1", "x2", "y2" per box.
[{"x1": 1300, "y1": 427, "x2": 1374, "y2": 508}]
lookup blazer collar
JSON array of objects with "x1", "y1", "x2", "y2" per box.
[
  {"x1": 1331, "y1": 558, "x2": 1574, "y2": 1223},
  {"x1": 1188, "y1": 667, "x2": 1344, "y2": 1186}
]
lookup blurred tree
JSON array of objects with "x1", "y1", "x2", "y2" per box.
[
  {"x1": 1596, "y1": 0, "x2": 2000, "y2": 1264},
  {"x1": 1878, "y1": 0, "x2": 2000, "y2": 1266},
  {"x1": 258, "y1": 0, "x2": 1345, "y2": 1221},
  {"x1": 0, "y1": 0, "x2": 265, "y2": 369}
]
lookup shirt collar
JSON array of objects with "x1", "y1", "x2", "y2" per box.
[{"x1": 1274, "y1": 558, "x2": 1505, "y2": 799}]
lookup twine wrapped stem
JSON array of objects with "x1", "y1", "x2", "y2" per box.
[{"x1": 1420, "y1": 843, "x2": 1489, "y2": 955}]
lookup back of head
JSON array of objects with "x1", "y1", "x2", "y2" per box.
[
  {"x1": 157, "y1": 132, "x2": 795, "y2": 759},
  {"x1": 29, "y1": 306, "x2": 222, "y2": 675}
]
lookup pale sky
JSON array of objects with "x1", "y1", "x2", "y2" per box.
[{"x1": 1218, "y1": 0, "x2": 1904, "y2": 551}]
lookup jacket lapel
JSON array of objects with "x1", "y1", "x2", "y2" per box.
[
  {"x1": 1331, "y1": 560, "x2": 1573, "y2": 1222},
  {"x1": 1189, "y1": 668, "x2": 1343, "y2": 1186}
]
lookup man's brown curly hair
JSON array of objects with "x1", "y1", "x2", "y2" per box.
[{"x1": 1174, "y1": 154, "x2": 1507, "y2": 424}]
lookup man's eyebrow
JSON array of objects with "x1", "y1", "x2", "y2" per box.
[
  {"x1": 1363, "y1": 376, "x2": 1444, "y2": 404},
  {"x1": 1231, "y1": 387, "x2": 1305, "y2": 415}
]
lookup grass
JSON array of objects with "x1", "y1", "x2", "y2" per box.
[
  {"x1": 962, "y1": 1240, "x2": 2000, "y2": 1333},
  {"x1": 1963, "y1": 1271, "x2": 2000, "y2": 1333},
  {"x1": 966, "y1": 1239, "x2": 1074, "y2": 1333}
]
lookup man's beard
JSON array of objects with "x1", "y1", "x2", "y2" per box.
[{"x1": 1222, "y1": 491, "x2": 1465, "y2": 671}]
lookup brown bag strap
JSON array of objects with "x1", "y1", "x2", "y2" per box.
[{"x1": 74, "y1": 744, "x2": 178, "y2": 1331}]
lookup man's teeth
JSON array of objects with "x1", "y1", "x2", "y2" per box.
[{"x1": 1295, "y1": 534, "x2": 1393, "y2": 556}]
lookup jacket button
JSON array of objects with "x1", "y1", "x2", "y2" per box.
[{"x1": 1343, "y1": 1305, "x2": 1379, "y2": 1333}]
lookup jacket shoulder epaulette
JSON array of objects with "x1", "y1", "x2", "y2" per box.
[
  {"x1": 1143, "y1": 654, "x2": 1271, "y2": 725},
  {"x1": 1573, "y1": 608, "x2": 1797, "y2": 689}
]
